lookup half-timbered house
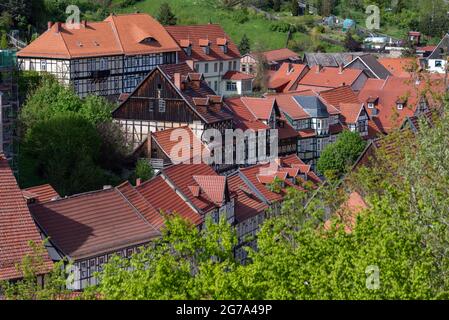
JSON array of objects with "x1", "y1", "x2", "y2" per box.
[
  {"x1": 112, "y1": 61, "x2": 234, "y2": 153},
  {"x1": 17, "y1": 13, "x2": 180, "y2": 98}
]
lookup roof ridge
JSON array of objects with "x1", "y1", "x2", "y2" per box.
[
  {"x1": 106, "y1": 15, "x2": 125, "y2": 54},
  {"x1": 115, "y1": 185, "x2": 162, "y2": 236}
]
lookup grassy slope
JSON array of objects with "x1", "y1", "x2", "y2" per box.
[{"x1": 111, "y1": 0, "x2": 343, "y2": 52}]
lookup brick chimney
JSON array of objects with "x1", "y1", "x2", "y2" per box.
[
  {"x1": 48, "y1": 21, "x2": 54, "y2": 30},
  {"x1": 81, "y1": 20, "x2": 87, "y2": 28},
  {"x1": 54, "y1": 22, "x2": 62, "y2": 33},
  {"x1": 136, "y1": 178, "x2": 142, "y2": 187},
  {"x1": 339, "y1": 64, "x2": 344, "y2": 74},
  {"x1": 174, "y1": 72, "x2": 182, "y2": 90},
  {"x1": 316, "y1": 64, "x2": 322, "y2": 73}
]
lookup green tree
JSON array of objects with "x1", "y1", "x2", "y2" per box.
[
  {"x1": 317, "y1": 130, "x2": 366, "y2": 178},
  {"x1": 273, "y1": 0, "x2": 281, "y2": 12},
  {"x1": 22, "y1": 114, "x2": 106, "y2": 195},
  {"x1": 291, "y1": 0, "x2": 300, "y2": 16},
  {"x1": 0, "y1": 241, "x2": 70, "y2": 300},
  {"x1": 131, "y1": 159, "x2": 154, "y2": 184},
  {"x1": 0, "y1": 32, "x2": 8, "y2": 49},
  {"x1": 238, "y1": 34, "x2": 251, "y2": 55},
  {"x1": 157, "y1": 2, "x2": 177, "y2": 26},
  {"x1": 94, "y1": 215, "x2": 238, "y2": 300}
]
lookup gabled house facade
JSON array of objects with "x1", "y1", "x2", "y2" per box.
[
  {"x1": 165, "y1": 24, "x2": 250, "y2": 96},
  {"x1": 112, "y1": 62, "x2": 233, "y2": 150},
  {"x1": 17, "y1": 13, "x2": 181, "y2": 98},
  {"x1": 426, "y1": 34, "x2": 449, "y2": 74}
]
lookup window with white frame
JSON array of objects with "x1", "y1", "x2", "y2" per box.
[
  {"x1": 159, "y1": 99, "x2": 166, "y2": 112},
  {"x1": 226, "y1": 81, "x2": 237, "y2": 92}
]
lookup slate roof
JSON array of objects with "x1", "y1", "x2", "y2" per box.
[{"x1": 293, "y1": 96, "x2": 329, "y2": 118}]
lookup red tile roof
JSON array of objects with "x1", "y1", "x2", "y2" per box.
[
  {"x1": 18, "y1": 13, "x2": 180, "y2": 59},
  {"x1": 0, "y1": 154, "x2": 53, "y2": 280},
  {"x1": 325, "y1": 191, "x2": 368, "y2": 233},
  {"x1": 227, "y1": 174, "x2": 268, "y2": 223},
  {"x1": 298, "y1": 66, "x2": 364, "y2": 89},
  {"x1": 358, "y1": 76, "x2": 445, "y2": 133},
  {"x1": 152, "y1": 126, "x2": 206, "y2": 163},
  {"x1": 165, "y1": 24, "x2": 241, "y2": 62},
  {"x1": 193, "y1": 175, "x2": 227, "y2": 205},
  {"x1": 378, "y1": 58, "x2": 417, "y2": 78},
  {"x1": 260, "y1": 48, "x2": 300, "y2": 63},
  {"x1": 222, "y1": 71, "x2": 254, "y2": 80},
  {"x1": 338, "y1": 103, "x2": 365, "y2": 124},
  {"x1": 225, "y1": 97, "x2": 270, "y2": 131},
  {"x1": 22, "y1": 184, "x2": 60, "y2": 204},
  {"x1": 116, "y1": 181, "x2": 164, "y2": 230},
  {"x1": 162, "y1": 164, "x2": 227, "y2": 213},
  {"x1": 319, "y1": 86, "x2": 360, "y2": 108},
  {"x1": 268, "y1": 63, "x2": 309, "y2": 92},
  {"x1": 239, "y1": 164, "x2": 284, "y2": 203},
  {"x1": 30, "y1": 187, "x2": 160, "y2": 260},
  {"x1": 136, "y1": 176, "x2": 202, "y2": 226},
  {"x1": 241, "y1": 96, "x2": 275, "y2": 121}
]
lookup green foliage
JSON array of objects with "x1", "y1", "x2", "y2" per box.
[
  {"x1": 18, "y1": 78, "x2": 127, "y2": 193},
  {"x1": 130, "y1": 159, "x2": 154, "y2": 184},
  {"x1": 291, "y1": 0, "x2": 299, "y2": 16},
  {"x1": 0, "y1": 32, "x2": 8, "y2": 49},
  {"x1": 0, "y1": 241, "x2": 70, "y2": 300},
  {"x1": 94, "y1": 215, "x2": 238, "y2": 300},
  {"x1": 157, "y1": 2, "x2": 177, "y2": 26},
  {"x1": 268, "y1": 176, "x2": 283, "y2": 194},
  {"x1": 22, "y1": 113, "x2": 106, "y2": 195},
  {"x1": 238, "y1": 34, "x2": 251, "y2": 55},
  {"x1": 231, "y1": 8, "x2": 249, "y2": 24},
  {"x1": 317, "y1": 130, "x2": 366, "y2": 177}
]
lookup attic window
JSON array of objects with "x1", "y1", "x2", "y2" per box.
[
  {"x1": 367, "y1": 102, "x2": 375, "y2": 109},
  {"x1": 397, "y1": 103, "x2": 404, "y2": 110},
  {"x1": 203, "y1": 46, "x2": 210, "y2": 55},
  {"x1": 140, "y1": 37, "x2": 155, "y2": 44},
  {"x1": 184, "y1": 45, "x2": 192, "y2": 56},
  {"x1": 220, "y1": 44, "x2": 228, "y2": 53}
]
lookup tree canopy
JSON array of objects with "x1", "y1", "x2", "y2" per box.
[{"x1": 317, "y1": 130, "x2": 366, "y2": 178}]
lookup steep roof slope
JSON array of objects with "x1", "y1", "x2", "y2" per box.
[{"x1": 0, "y1": 154, "x2": 53, "y2": 280}]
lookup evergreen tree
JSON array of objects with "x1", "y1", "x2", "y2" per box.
[
  {"x1": 273, "y1": 0, "x2": 281, "y2": 12},
  {"x1": 291, "y1": 0, "x2": 300, "y2": 16},
  {"x1": 157, "y1": 2, "x2": 178, "y2": 26},
  {"x1": 238, "y1": 34, "x2": 251, "y2": 55}
]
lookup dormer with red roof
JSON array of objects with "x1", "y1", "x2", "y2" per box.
[{"x1": 165, "y1": 24, "x2": 242, "y2": 95}]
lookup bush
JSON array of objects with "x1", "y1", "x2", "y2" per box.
[
  {"x1": 270, "y1": 22, "x2": 292, "y2": 33},
  {"x1": 231, "y1": 8, "x2": 249, "y2": 24}
]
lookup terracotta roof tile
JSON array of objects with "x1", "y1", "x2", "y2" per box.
[
  {"x1": 22, "y1": 184, "x2": 60, "y2": 204},
  {"x1": 152, "y1": 126, "x2": 206, "y2": 163},
  {"x1": 299, "y1": 67, "x2": 363, "y2": 89},
  {"x1": 222, "y1": 71, "x2": 254, "y2": 80},
  {"x1": 18, "y1": 13, "x2": 180, "y2": 59},
  {"x1": 165, "y1": 24, "x2": 241, "y2": 62},
  {"x1": 227, "y1": 175, "x2": 268, "y2": 223},
  {"x1": 30, "y1": 187, "x2": 160, "y2": 260},
  {"x1": 268, "y1": 63, "x2": 309, "y2": 92},
  {"x1": 136, "y1": 176, "x2": 202, "y2": 226},
  {"x1": 193, "y1": 175, "x2": 227, "y2": 205},
  {"x1": 162, "y1": 164, "x2": 225, "y2": 213},
  {"x1": 260, "y1": 48, "x2": 300, "y2": 63},
  {"x1": 0, "y1": 154, "x2": 53, "y2": 280}
]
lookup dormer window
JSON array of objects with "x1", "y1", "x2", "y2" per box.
[
  {"x1": 185, "y1": 45, "x2": 192, "y2": 56},
  {"x1": 367, "y1": 97, "x2": 378, "y2": 109},
  {"x1": 217, "y1": 38, "x2": 228, "y2": 53},
  {"x1": 396, "y1": 98, "x2": 406, "y2": 110},
  {"x1": 140, "y1": 37, "x2": 155, "y2": 45},
  {"x1": 199, "y1": 39, "x2": 211, "y2": 55}
]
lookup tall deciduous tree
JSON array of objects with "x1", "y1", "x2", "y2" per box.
[{"x1": 317, "y1": 130, "x2": 366, "y2": 178}]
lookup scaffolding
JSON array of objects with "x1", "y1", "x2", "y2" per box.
[{"x1": 0, "y1": 50, "x2": 19, "y2": 166}]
